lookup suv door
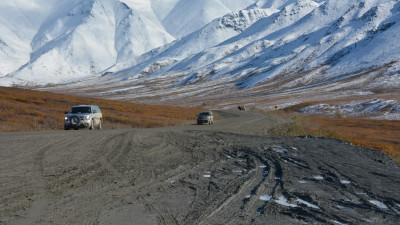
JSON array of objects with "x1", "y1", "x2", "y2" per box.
[
  {"x1": 96, "y1": 106, "x2": 103, "y2": 129},
  {"x1": 95, "y1": 106, "x2": 102, "y2": 125},
  {"x1": 91, "y1": 106, "x2": 98, "y2": 125},
  {"x1": 97, "y1": 106, "x2": 102, "y2": 122}
]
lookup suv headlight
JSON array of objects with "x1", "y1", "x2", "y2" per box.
[
  {"x1": 85, "y1": 115, "x2": 90, "y2": 120},
  {"x1": 64, "y1": 117, "x2": 68, "y2": 120}
]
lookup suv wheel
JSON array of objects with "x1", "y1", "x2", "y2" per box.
[
  {"x1": 98, "y1": 119, "x2": 102, "y2": 130},
  {"x1": 71, "y1": 116, "x2": 80, "y2": 126},
  {"x1": 89, "y1": 119, "x2": 94, "y2": 130}
]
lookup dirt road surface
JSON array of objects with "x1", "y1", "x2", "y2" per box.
[{"x1": 1, "y1": 111, "x2": 399, "y2": 225}]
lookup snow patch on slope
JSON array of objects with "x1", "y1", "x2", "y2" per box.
[
  {"x1": 162, "y1": 0, "x2": 256, "y2": 38},
  {"x1": 0, "y1": 0, "x2": 65, "y2": 77},
  {"x1": 298, "y1": 99, "x2": 400, "y2": 120}
]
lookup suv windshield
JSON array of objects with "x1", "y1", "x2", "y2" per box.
[
  {"x1": 199, "y1": 112, "x2": 211, "y2": 116},
  {"x1": 70, "y1": 107, "x2": 91, "y2": 114}
]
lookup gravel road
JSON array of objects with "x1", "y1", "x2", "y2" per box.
[{"x1": 1, "y1": 111, "x2": 399, "y2": 225}]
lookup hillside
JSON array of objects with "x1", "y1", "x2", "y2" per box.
[{"x1": 0, "y1": 86, "x2": 200, "y2": 132}]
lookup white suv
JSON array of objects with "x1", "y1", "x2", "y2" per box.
[{"x1": 64, "y1": 105, "x2": 103, "y2": 130}]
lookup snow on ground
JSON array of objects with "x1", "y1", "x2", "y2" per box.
[
  {"x1": 298, "y1": 99, "x2": 400, "y2": 120},
  {"x1": 295, "y1": 198, "x2": 320, "y2": 209},
  {"x1": 314, "y1": 175, "x2": 324, "y2": 180},
  {"x1": 331, "y1": 220, "x2": 348, "y2": 225},
  {"x1": 275, "y1": 196, "x2": 298, "y2": 207},
  {"x1": 260, "y1": 195, "x2": 272, "y2": 201},
  {"x1": 369, "y1": 200, "x2": 389, "y2": 210}
]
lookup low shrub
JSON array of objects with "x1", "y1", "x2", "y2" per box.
[
  {"x1": 267, "y1": 116, "x2": 309, "y2": 136},
  {"x1": 0, "y1": 86, "x2": 202, "y2": 132},
  {"x1": 281, "y1": 102, "x2": 315, "y2": 113},
  {"x1": 266, "y1": 112, "x2": 400, "y2": 164}
]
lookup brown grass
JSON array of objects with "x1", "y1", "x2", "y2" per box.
[
  {"x1": 0, "y1": 86, "x2": 202, "y2": 132},
  {"x1": 307, "y1": 117, "x2": 400, "y2": 164},
  {"x1": 280, "y1": 102, "x2": 316, "y2": 113},
  {"x1": 267, "y1": 111, "x2": 400, "y2": 163}
]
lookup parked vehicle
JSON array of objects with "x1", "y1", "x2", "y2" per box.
[
  {"x1": 64, "y1": 105, "x2": 103, "y2": 130},
  {"x1": 197, "y1": 111, "x2": 214, "y2": 125}
]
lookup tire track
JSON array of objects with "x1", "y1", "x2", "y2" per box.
[
  {"x1": 318, "y1": 162, "x2": 400, "y2": 222},
  {"x1": 184, "y1": 145, "x2": 278, "y2": 224},
  {"x1": 241, "y1": 154, "x2": 283, "y2": 218},
  {"x1": 100, "y1": 131, "x2": 136, "y2": 185},
  {"x1": 80, "y1": 131, "x2": 187, "y2": 225},
  {"x1": 47, "y1": 132, "x2": 127, "y2": 194},
  {"x1": 20, "y1": 136, "x2": 72, "y2": 225},
  {"x1": 200, "y1": 159, "x2": 264, "y2": 224},
  {"x1": 73, "y1": 131, "x2": 201, "y2": 225},
  {"x1": 142, "y1": 197, "x2": 178, "y2": 225},
  {"x1": 131, "y1": 131, "x2": 173, "y2": 184},
  {"x1": 1, "y1": 111, "x2": 399, "y2": 225}
]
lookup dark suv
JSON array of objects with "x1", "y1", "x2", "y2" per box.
[
  {"x1": 64, "y1": 105, "x2": 103, "y2": 130},
  {"x1": 197, "y1": 111, "x2": 214, "y2": 125}
]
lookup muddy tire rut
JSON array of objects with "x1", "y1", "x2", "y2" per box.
[{"x1": 0, "y1": 111, "x2": 399, "y2": 224}]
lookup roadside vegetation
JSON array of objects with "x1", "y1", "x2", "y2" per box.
[
  {"x1": 0, "y1": 87, "x2": 201, "y2": 132},
  {"x1": 266, "y1": 110, "x2": 400, "y2": 164}
]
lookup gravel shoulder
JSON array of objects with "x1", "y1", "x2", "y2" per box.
[{"x1": 0, "y1": 111, "x2": 399, "y2": 225}]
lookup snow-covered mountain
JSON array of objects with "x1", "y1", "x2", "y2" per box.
[
  {"x1": 112, "y1": 0, "x2": 400, "y2": 91},
  {"x1": 0, "y1": 0, "x2": 177, "y2": 84},
  {"x1": 110, "y1": 7, "x2": 278, "y2": 75},
  {"x1": 162, "y1": 0, "x2": 257, "y2": 38},
  {"x1": 0, "y1": 0, "x2": 399, "y2": 103},
  {"x1": 0, "y1": 0, "x2": 64, "y2": 78},
  {"x1": 0, "y1": 0, "x2": 256, "y2": 85}
]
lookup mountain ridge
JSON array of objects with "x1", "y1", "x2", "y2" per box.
[{"x1": 0, "y1": 0, "x2": 399, "y2": 106}]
